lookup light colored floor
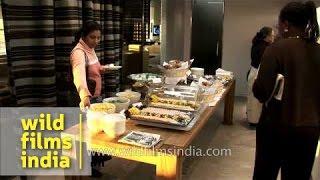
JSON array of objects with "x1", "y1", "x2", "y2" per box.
[{"x1": 183, "y1": 97, "x2": 256, "y2": 180}]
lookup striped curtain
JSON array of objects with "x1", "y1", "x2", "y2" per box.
[
  {"x1": 82, "y1": 0, "x2": 122, "y2": 98},
  {"x1": 2, "y1": 0, "x2": 56, "y2": 106},
  {"x1": 2, "y1": 0, "x2": 122, "y2": 106}
]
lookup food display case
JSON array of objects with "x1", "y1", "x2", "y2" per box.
[
  {"x1": 145, "y1": 85, "x2": 201, "y2": 112},
  {"x1": 127, "y1": 104, "x2": 205, "y2": 131},
  {"x1": 126, "y1": 85, "x2": 206, "y2": 131},
  {"x1": 128, "y1": 106, "x2": 195, "y2": 126}
]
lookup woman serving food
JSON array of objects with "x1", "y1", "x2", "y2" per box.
[
  {"x1": 70, "y1": 21, "x2": 109, "y2": 110},
  {"x1": 70, "y1": 21, "x2": 111, "y2": 177}
]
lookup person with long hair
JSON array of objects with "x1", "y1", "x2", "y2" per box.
[
  {"x1": 247, "y1": 27, "x2": 275, "y2": 126},
  {"x1": 253, "y1": 1, "x2": 320, "y2": 179}
]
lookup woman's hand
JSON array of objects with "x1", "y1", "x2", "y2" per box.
[{"x1": 80, "y1": 96, "x2": 91, "y2": 111}]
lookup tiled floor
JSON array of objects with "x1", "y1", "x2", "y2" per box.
[{"x1": 183, "y1": 97, "x2": 256, "y2": 180}]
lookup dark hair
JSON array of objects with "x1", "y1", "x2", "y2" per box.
[
  {"x1": 279, "y1": 1, "x2": 319, "y2": 42},
  {"x1": 252, "y1": 26, "x2": 273, "y2": 44},
  {"x1": 73, "y1": 21, "x2": 101, "y2": 45}
]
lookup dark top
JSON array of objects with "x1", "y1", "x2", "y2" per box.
[
  {"x1": 253, "y1": 38, "x2": 320, "y2": 127},
  {"x1": 251, "y1": 40, "x2": 270, "y2": 69}
]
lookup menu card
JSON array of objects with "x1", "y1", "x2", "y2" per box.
[{"x1": 118, "y1": 131, "x2": 161, "y2": 148}]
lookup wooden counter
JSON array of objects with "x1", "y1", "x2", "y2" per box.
[{"x1": 63, "y1": 80, "x2": 235, "y2": 180}]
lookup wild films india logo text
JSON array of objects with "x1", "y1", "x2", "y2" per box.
[{"x1": 20, "y1": 113, "x2": 72, "y2": 169}]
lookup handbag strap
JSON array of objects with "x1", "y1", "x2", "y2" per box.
[
  {"x1": 80, "y1": 49, "x2": 89, "y2": 80},
  {"x1": 72, "y1": 49, "x2": 90, "y2": 93},
  {"x1": 80, "y1": 50, "x2": 97, "y2": 96}
]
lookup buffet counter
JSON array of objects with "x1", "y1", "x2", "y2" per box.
[{"x1": 63, "y1": 80, "x2": 235, "y2": 180}]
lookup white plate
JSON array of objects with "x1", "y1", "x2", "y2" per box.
[{"x1": 103, "y1": 65, "x2": 122, "y2": 70}]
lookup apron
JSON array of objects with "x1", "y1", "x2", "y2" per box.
[
  {"x1": 86, "y1": 61, "x2": 102, "y2": 98},
  {"x1": 247, "y1": 66, "x2": 263, "y2": 124}
]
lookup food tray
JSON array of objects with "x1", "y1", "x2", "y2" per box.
[
  {"x1": 148, "y1": 85, "x2": 199, "y2": 100},
  {"x1": 130, "y1": 111, "x2": 195, "y2": 127},
  {"x1": 148, "y1": 102, "x2": 199, "y2": 112},
  {"x1": 129, "y1": 106, "x2": 195, "y2": 126},
  {"x1": 129, "y1": 105, "x2": 207, "y2": 131},
  {"x1": 146, "y1": 85, "x2": 200, "y2": 111}
]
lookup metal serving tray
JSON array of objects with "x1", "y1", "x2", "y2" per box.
[{"x1": 129, "y1": 105, "x2": 207, "y2": 131}]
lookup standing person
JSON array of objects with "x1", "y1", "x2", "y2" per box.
[
  {"x1": 253, "y1": 1, "x2": 320, "y2": 180},
  {"x1": 247, "y1": 27, "x2": 275, "y2": 126},
  {"x1": 70, "y1": 21, "x2": 110, "y2": 177},
  {"x1": 70, "y1": 21, "x2": 109, "y2": 109}
]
